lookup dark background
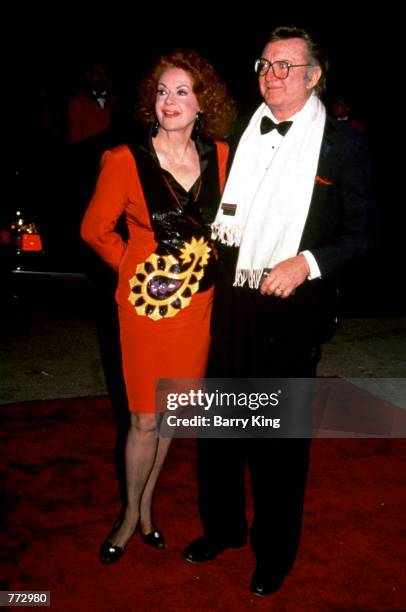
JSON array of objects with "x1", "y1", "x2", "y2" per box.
[{"x1": 13, "y1": 10, "x2": 383, "y2": 125}]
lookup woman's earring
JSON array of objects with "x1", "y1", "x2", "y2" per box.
[
  {"x1": 192, "y1": 111, "x2": 203, "y2": 139},
  {"x1": 151, "y1": 119, "x2": 160, "y2": 137}
]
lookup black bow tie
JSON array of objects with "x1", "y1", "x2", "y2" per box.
[
  {"x1": 92, "y1": 90, "x2": 107, "y2": 100},
  {"x1": 260, "y1": 116, "x2": 292, "y2": 136}
]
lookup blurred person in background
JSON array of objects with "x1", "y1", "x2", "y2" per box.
[{"x1": 68, "y1": 61, "x2": 117, "y2": 144}]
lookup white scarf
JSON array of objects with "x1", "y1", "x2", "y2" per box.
[{"x1": 212, "y1": 94, "x2": 326, "y2": 288}]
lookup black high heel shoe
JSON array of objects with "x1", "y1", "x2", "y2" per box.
[
  {"x1": 99, "y1": 539, "x2": 126, "y2": 564},
  {"x1": 99, "y1": 518, "x2": 138, "y2": 565},
  {"x1": 140, "y1": 528, "x2": 166, "y2": 549}
]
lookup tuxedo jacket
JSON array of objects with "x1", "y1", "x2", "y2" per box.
[
  {"x1": 68, "y1": 91, "x2": 117, "y2": 144},
  {"x1": 215, "y1": 115, "x2": 375, "y2": 346}
]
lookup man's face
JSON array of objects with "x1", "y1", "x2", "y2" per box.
[
  {"x1": 88, "y1": 65, "x2": 110, "y2": 94},
  {"x1": 332, "y1": 100, "x2": 350, "y2": 118},
  {"x1": 259, "y1": 38, "x2": 321, "y2": 119}
]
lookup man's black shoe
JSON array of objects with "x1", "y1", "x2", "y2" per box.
[
  {"x1": 183, "y1": 537, "x2": 244, "y2": 564},
  {"x1": 250, "y1": 565, "x2": 285, "y2": 596}
]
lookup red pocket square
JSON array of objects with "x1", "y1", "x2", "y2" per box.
[{"x1": 315, "y1": 175, "x2": 333, "y2": 185}]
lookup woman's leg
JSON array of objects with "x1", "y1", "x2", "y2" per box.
[
  {"x1": 139, "y1": 435, "x2": 172, "y2": 533},
  {"x1": 108, "y1": 412, "x2": 165, "y2": 548}
]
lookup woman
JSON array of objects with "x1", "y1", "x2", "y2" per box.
[{"x1": 81, "y1": 49, "x2": 235, "y2": 564}]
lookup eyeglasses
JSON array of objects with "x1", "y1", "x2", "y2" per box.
[{"x1": 254, "y1": 58, "x2": 313, "y2": 79}]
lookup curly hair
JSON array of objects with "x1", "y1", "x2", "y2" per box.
[
  {"x1": 267, "y1": 26, "x2": 329, "y2": 96},
  {"x1": 136, "y1": 49, "x2": 236, "y2": 140}
]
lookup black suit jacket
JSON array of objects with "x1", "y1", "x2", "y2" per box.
[{"x1": 215, "y1": 115, "x2": 375, "y2": 346}]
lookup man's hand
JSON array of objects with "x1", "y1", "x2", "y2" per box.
[{"x1": 259, "y1": 254, "x2": 310, "y2": 298}]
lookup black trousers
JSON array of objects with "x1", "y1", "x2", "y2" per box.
[
  {"x1": 198, "y1": 277, "x2": 320, "y2": 576},
  {"x1": 197, "y1": 437, "x2": 311, "y2": 575}
]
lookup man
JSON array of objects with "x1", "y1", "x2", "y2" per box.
[
  {"x1": 68, "y1": 62, "x2": 116, "y2": 144},
  {"x1": 183, "y1": 26, "x2": 374, "y2": 596},
  {"x1": 330, "y1": 95, "x2": 366, "y2": 134}
]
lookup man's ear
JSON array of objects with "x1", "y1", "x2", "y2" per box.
[{"x1": 306, "y1": 66, "x2": 322, "y2": 90}]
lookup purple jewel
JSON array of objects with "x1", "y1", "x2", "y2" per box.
[
  {"x1": 168, "y1": 281, "x2": 180, "y2": 291},
  {"x1": 149, "y1": 280, "x2": 160, "y2": 295},
  {"x1": 159, "y1": 283, "x2": 168, "y2": 294}
]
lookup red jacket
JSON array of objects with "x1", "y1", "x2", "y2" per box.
[{"x1": 68, "y1": 91, "x2": 116, "y2": 144}]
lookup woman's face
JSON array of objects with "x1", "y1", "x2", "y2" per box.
[{"x1": 155, "y1": 67, "x2": 200, "y2": 133}]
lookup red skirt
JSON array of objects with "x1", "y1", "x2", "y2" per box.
[{"x1": 118, "y1": 288, "x2": 213, "y2": 413}]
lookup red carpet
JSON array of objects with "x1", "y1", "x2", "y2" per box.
[{"x1": 1, "y1": 396, "x2": 405, "y2": 611}]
